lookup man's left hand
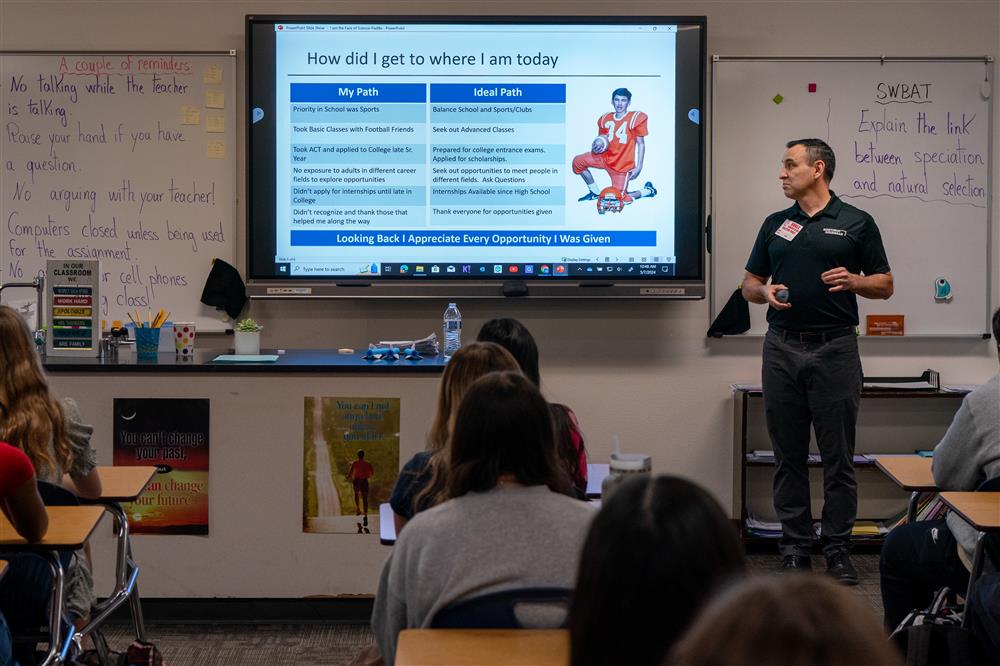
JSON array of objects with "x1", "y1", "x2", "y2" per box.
[{"x1": 821, "y1": 266, "x2": 858, "y2": 293}]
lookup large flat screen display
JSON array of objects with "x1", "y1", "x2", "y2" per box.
[{"x1": 246, "y1": 16, "x2": 706, "y2": 298}]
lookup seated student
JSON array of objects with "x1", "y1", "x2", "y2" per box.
[
  {"x1": 668, "y1": 575, "x2": 903, "y2": 666},
  {"x1": 388, "y1": 342, "x2": 521, "y2": 533},
  {"x1": 0, "y1": 441, "x2": 49, "y2": 666},
  {"x1": 477, "y1": 318, "x2": 589, "y2": 496},
  {"x1": 879, "y1": 306, "x2": 1000, "y2": 631},
  {"x1": 569, "y1": 475, "x2": 745, "y2": 666},
  {"x1": 372, "y1": 371, "x2": 595, "y2": 664},
  {"x1": 0, "y1": 305, "x2": 102, "y2": 637}
]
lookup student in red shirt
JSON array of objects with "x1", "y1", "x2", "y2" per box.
[{"x1": 0, "y1": 441, "x2": 49, "y2": 666}]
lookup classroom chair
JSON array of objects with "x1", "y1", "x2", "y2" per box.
[{"x1": 430, "y1": 587, "x2": 573, "y2": 629}]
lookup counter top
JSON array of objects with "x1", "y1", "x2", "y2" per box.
[{"x1": 44, "y1": 349, "x2": 449, "y2": 373}]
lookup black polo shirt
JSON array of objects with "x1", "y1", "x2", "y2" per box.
[{"x1": 745, "y1": 193, "x2": 890, "y2": 332}]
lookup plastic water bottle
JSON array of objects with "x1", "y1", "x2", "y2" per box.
[{"x1": 442, "y1": 302, "x2": 462, "y2": 357}]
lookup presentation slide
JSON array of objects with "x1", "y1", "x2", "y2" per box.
[{"x1": 270, "y1": 23, "x2": 680, "y2": 279}]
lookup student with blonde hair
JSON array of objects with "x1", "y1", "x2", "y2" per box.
[
  {"x1": 388, "y1": 341, "x2": 522, "y2": 533},
  {"x1": 669, "y1": 575, "x2": 903, "y2": 666},
  {"x1": 0, "y1": 305, "x2": 102, "y2": 643}
]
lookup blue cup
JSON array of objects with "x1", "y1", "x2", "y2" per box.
[{"x1": 134, "y1": 327, "x2": 161, "y2": 358}]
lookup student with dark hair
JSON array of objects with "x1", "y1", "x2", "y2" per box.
[
  {"x1": 669, "y1": 575, "x2": 903, "y2": 666},
  {"x1": 569, "y1": 475, "x2": 745, "y2": 666},
  {"x1": 372, "y1": 372, "x2": 594, "y2": 664},
  {"x1": 880, "y1": 307, "x2": 1000, "y2": 630},
  {"x1": 477, "y1": 318, "x2": 589, "y2": 496}
]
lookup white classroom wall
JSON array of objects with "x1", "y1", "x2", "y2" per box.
[{"x1": 3, "y1": 0, "x2": 998, "y2": 597}]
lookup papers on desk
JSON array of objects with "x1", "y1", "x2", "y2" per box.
[
  {"x1": 212, "y1": 354, "x2": 280, "y2": 362},
  {"x1": 863, "y1": 381, "x2": 937, "y2": 390},
  {"x1": 378, "y1": 332, "x2": 439, "y2": 355}
]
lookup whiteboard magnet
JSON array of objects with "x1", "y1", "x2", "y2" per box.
[{"x1": 934, "y1": 277, "x2": 953, "y2": 302}]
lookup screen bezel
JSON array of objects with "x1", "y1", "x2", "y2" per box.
[{"x1": 246, "y1": 15, "x2": 707, "y2": 299}]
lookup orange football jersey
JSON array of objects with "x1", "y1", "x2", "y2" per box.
[{"x1": 596, "y1": 110, "x2": 648, "y2": 172}]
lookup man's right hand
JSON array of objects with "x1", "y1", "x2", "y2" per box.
[{"x1": 763, "y1": 283, "x2": 791, "y2": 310}]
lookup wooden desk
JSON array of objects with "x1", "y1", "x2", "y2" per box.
[
  {"x1": 396, "y1": 629, "x2": 569, "y2": 666},
  {"x1": 79, "y1": 466, "x2": 158, "y2": 645},
  {"x1": 939, "y1": 492, "x2": 1000, "y2": 627},
  {"x1": 95, "y1": 465, "x2": 157, "y2": 502},
  {"x1": 1, "y1": 506, "x2": 105, "y2": 666},
  {"x1": 874, "y1": 456, "x2": 936, "y2": 523},
  {"x1": 0, "y1": 506, "x2": 104, "y2": 551}
]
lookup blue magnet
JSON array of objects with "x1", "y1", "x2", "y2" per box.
[
  {"x1": 934, "y1": 277, "x2": 953, "y2": 302},
  {"x1": 252, "y1": 107, "x2": 264, "y2": 124},
  {"x1": 687, "y1": 108, "x2": 700, "y2": 125}
]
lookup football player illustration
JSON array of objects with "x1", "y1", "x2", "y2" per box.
[{"x1": 572, "y1": 88, "x2": 657, "y2": 210}]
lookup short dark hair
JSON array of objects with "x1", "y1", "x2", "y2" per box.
[
  {"x1": 612, "y1": 87, "x2": 632, "y2": 101},
  {"x1": 569, "y1": 476, "x2": 746, "y2": 666},
  {"x1": 357, "y1": 449, "x2": 365, "y2": 459},
  {"x1": 787, "y1": 138, "x2": 836, "y2": 183},
  {"x1": 477, "y1": 318, "x2": 541, "y2": 387},
  {"x1": 448, "y1": 371, "x2": 571, "y2": 498},
  {"x1": 993, "y1": 307, "x2": 1000, "y2": 346}
]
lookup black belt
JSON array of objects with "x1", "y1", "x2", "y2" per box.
[{"x1": 769, "y1": 325, "x2": 855, "y2": 343}]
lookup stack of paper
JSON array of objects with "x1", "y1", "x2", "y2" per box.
[{"x1": 379, "y1": 332, "x2": 439, "y2": 355}]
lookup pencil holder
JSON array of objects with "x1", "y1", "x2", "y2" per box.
[{"x1": 134, "y1": 327, "x2": 161, "y2": 359}]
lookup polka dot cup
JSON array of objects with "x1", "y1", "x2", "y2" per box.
[{"x1": 173, "y1": 322, "x2": 196, "y2": 356}]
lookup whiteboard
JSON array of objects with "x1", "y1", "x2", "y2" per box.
[
  {"x1": 1, "y1": 51, "x2": 236, "y2": 331},
  {"x1": 711, "y1": 57, "x2": 993, "y2": 336}
]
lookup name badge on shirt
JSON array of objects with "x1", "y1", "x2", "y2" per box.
[{"x1": 774, "y1": 219, "x2": 803, "y2": 241}]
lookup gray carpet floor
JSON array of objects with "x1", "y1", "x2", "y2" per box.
[{"x1": 92, "y1": 554, "x2": 885, "y2": 665}]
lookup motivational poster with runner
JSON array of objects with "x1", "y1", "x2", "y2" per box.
[
  {"x1": 303, "y1": 396, "x2": 400, "y2": 535},
  {"x1": 113, "y1": 397, "x2": 209, "y2": 534}
]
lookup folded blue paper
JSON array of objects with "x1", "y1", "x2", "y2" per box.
[{"x1": 364, "y1": 346, "x2": 400, "y2": 361}]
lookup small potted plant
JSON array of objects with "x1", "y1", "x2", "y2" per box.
[{"x1": 234, "y1": 318, "x2": 263, "y2": 355}]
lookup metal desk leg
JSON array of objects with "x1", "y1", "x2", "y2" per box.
[
  {"x1": 906, "y1": 491, "x2": 923, "y2": 523},
  {"x1": 39, "y1": 552, "x2": 66, "y2": 666},
  {"x1": 126, "y1": 538, "x2": 147, "y2": 642},
  {"x1": 962, "y1": 531, "x2": 987, "y2": 629},
  {"x1": 76, "y1": 502, "x2": 146, "y2": 643}
]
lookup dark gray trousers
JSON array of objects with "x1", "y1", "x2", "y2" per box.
[{"x1": 762, "y1": 329, "x2": 862, "y2": 557}]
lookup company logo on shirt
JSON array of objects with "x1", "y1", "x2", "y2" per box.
[{"x1": 823, "y1": 228, "x2": 848, "y2": 237}]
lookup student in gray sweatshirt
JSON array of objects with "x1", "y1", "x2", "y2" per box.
[
  {"x1": 371, "y1": 371, "x2": 595, "y2": 664},
  {"x1": 880, "y1": 307, "x2": 1000, "y2": 630}
]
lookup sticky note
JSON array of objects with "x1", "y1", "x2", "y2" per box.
[
  {"x1": 205, "y1": 89, "x2": 225, "y2": 109},
  {"x1": 808, "y1": 83, "x2": 817, "y2": 93},
  {"x1": 180, "y1": 106, "x2": 201, "y2": 125},
  {"x1": 772, "y1": 93, "x2": 784, "y2": 105},
  {"x1": 206, "y1": 115, "x2": 225, "y2": 133},
  {"x1": 206, "y1": 141, "x2": 225, "y2": 159},
  {"x1": 203, "y1": 65, "x2": 223, "y2": 85}
]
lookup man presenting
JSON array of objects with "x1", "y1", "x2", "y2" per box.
[
  {"x1": 572, "y1": 88, "x2": 656, "y2": 204},
  {"x1": 742, "y1": 139, "x2": 893, "y2": 584}
]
